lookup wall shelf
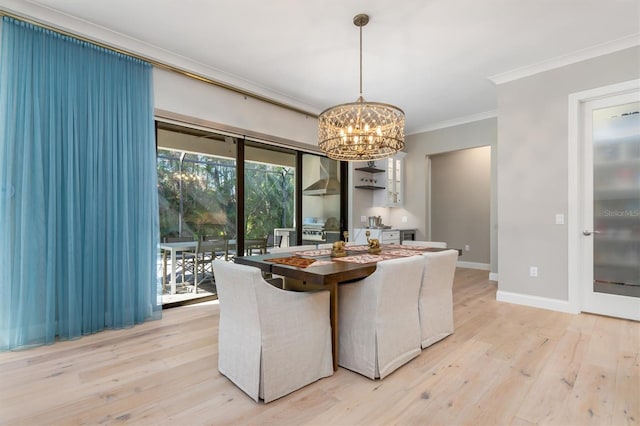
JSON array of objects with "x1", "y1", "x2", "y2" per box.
[
  {"x1": 354, "y1": 166, "x2": 385, "y2": 173},
  {"x1": 354, "y1": 185, "x2": 385, "y2": 190}
]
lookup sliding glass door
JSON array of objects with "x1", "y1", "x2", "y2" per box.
[
  {"x1": 244, "y1": 142, "x2": 296, "y2": 252},
  {"x1": 157, "y1": 124, "x2": 237, "y2": 242}
]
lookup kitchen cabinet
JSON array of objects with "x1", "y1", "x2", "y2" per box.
[
  {"x1": 353, "y1": 228, "x2": 401, "y2": 245},
  {"x1": 374, "y1": 152, "x2": 406, "y2": 207}
]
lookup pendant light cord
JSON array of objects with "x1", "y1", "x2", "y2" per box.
[{"x1": 359, "y1": 23, "x2": 363, "y2": 97}]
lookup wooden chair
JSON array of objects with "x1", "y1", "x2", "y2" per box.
[
  {"x1": 245, "y1": 237, "x2": 268, "y2": 255},
  {"x1": 419, "y1": 250, "x2": 458, "y2": 348},
  {"x1": 338, "y1": 255, "x2": 424, "y2": 379},
  {"x1": 213, "y1": 260, "x2": 333, "y2": 403},
  {"x1": 183, "y1": 239, "x2": 227, "y2": 293}
]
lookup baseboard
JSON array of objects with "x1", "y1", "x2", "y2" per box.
[
  {"x1": 489, "y1": 272, "x2": 498, "y2": 282},
  {"x1": 496, "y1": 290, "x2": 579, "y2": 314},
  {"x1": 456, "y1": 261, "x2": 490, "y2": 270}
]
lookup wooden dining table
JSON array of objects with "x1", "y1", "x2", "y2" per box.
[{"x1": 234, "y1": 245, "x2": 456, "y2": 370}]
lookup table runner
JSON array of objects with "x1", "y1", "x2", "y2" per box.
[{"x1": 265, "y1": 256, "x2": 317, "y2": 268}]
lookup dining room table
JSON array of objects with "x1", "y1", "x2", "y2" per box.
[
  {"x1": 234, "y1": 244, "x2": 458, "y2": 370},
  {"x1": 160, "y1": 240, "x2": 199, "y2": 294}
]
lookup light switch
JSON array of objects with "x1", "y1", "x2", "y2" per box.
[{"x1": 555, "y1": 214, "x2": 564, "y2": 225}]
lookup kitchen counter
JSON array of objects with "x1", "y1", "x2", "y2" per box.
[{"x1": 352, "y1": 228, "x2": 417, "y2": 245}]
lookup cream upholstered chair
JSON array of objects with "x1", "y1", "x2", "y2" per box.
[
  {"x1": 419, "y1": 249, "x2": 458, "y2": 349},
  {"x1": 213, "y1": 260, "x2": 333, "y2": 403},
  {"x1": 338, "y1": 255, "x2": 424, "y2": 380},
  {"x1": 403, "y1": 240, "x2": 447, "y2": 248},
  {"x1": 267, "y1": 244, "x2": 317, "y2": 253}
]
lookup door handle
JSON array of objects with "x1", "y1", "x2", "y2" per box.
[{"x1": 583, "y1": 230, "x2": 601, "y2": 236}]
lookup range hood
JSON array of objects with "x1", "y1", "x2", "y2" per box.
[{"x1": 303, "y1": 157, "x2": 341, "y2": 196}]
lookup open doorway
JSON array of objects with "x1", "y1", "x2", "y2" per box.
[{"x1": 428, "y1": 146, "x2": 491, "y2": 269}]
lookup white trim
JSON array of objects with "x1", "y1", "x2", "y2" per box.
[
  {"x1": 426, "y1": 156, "x2": 432, "y2": 240},
  {"x1": 409, "y1": 110, "x2": 497, "y2": 135},
  {"x1": 456, "y1": 261, "x2": 490, "y2": 271},
  {"x1": 489, "y1": 272, "x2": 498, "y2": 282},
  {"x1": 567, "y1": 79, "x2": 640, "y2": 316},
  {"x1": 496, "y1": 291, "x2": 579, "y2": 314},
  {"x1": 489, "y1": 34, "x2": 640, "y2": 85},
  {"x1": 0, "y1": 0, "x2": 320, "y2": 116}
]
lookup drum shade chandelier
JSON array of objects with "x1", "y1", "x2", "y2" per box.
[{"x1": 318, "y1": 13, "x2": 405, "y2": 161}]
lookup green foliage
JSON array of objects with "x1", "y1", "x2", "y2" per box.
[{"x1": 157, "y1": 150, "x2": 294, "y2": 241}]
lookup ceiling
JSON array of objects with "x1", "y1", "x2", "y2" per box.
[{"x1": 6, "y1": 0, "x2": 640, "y2": 135}]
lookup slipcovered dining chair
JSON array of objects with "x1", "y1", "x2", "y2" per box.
[
  {"x1": 338, "y1": 255, "x2": 424, "y2": 380},
  {"x1": 419, "y1": 249, "x2": 458, "y2": 349},
  {"x1": 213, "y1": 260, "x2": 333, "y2": 403},
  {"x1": 402, "y1": 240, "x2": 447, "y2": 248}
]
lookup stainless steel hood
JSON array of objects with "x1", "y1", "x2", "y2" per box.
[{"x1": 303, "y1": 157, "x2": 341, "y2": 196}]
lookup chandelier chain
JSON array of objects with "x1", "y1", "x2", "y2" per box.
[{"x1": 359, "y1": 21, "x2": 363, "y2": 97}]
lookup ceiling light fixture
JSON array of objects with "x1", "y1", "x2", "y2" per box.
[{"x1": 318, "y1": 13, "x2": 405, "y2": 161}]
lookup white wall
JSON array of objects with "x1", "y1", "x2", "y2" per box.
[
  {"x1": 404, "y1": 118, "x2": 498, "y2": 274},
  {"x1": 431, "y1": 146, "x2": 491, "y2": 264},
  {"x1": 496, "y1": 46, "x2": 640, "y2": 310},
  {"x1": 153, "y1": 68, "x2": 318, "y2": 148},
  {"x1": 0, "y1": 0, "x2": 320, "y2": 151}
]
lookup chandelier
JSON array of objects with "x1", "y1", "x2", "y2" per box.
[{"x1": 318, "y1": 14, "x2": 405, "y2": 161}]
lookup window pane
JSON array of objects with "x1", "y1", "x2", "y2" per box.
[{"x1": 244, "y1": 143, "x2": 296, "y2": 253}]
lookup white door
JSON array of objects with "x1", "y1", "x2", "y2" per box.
[{"x1": 581, "y1": 91, "x2": 640, "y2": 320}]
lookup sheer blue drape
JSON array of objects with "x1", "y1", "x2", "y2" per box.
[{"x1": 0, "y1": 17, "x2": 161, "y2": 350}]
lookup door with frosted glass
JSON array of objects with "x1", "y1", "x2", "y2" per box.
[{"x1": 582, "y1": 91, "x2": 640, "y2": 320}]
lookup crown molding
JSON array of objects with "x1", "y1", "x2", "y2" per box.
[
  {"x1": 409, "y1": 110, "x2": 497, "y2": 135},
  {"x1": 0, "y1": 1, "x2": 319, "y2": 117},
  {"x1": 489, "y1": 33, "x2": 640, "y2": 85}
]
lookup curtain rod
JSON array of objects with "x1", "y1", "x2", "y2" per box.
[{"x1": 0, "y1": 10, "x2": 318, "y2": 119}]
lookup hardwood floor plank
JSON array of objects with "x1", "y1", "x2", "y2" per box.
[{"x1": 1, "y1": 269, "x2": 638, "y2": 426}]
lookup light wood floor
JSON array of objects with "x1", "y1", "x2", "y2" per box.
[{"x1": 1, "y1": 268, "x2": 638, "y2": 425}]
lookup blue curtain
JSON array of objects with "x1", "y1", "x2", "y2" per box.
[{"x1": 0, "y1": 17, "x2": 161, "y2": 350}]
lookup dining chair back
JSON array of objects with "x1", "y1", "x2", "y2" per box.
[
  {"x1": 268, "y1": 245, "x2": 317, "y2": 254},
  {"x1": 213, "y1": 260, "x2": 333, "y2": 403},
  {"x1": 419, "y1": 249, "x2": 458, "y2": 348},
  {"x1": 338, "y1": 255, "x2": 424, "y2": 379},
  {"x1": 266, "y1": 234, "x2": 283, "y2": 249},
  {"x1": 183, "y1": 239, "x2": 227, "y2": 292},
  {"x1": 403, "y1": 240, "x2": 447, "y2": 248}
]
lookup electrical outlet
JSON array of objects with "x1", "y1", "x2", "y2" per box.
[
  {"x1": 555, "y1": 214, "x2": 565, "y2": 225},
  {"x1": 529, "y1": 266, "x2": 538, "y2": 277},
  {"x1": 360, "y1": 215, "x2": 366, "y2": 223},
  {"x1": 401, "y1": 216, "x2": 408, "y2": 223},
  {"x1": 464, "y1": 244, "x2": 470, "y2": 251}
]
